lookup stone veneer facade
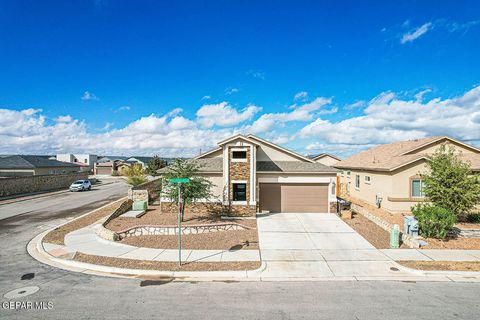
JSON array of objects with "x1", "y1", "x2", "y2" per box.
[{"x1": 227, "y1": 146, "x2": 256, "y2": 216}]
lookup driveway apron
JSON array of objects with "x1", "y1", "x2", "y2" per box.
[{"x1": 256, "y1": 213, "x2": 411, "y2": 279}]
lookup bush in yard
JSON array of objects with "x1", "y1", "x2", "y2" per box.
[
  {"x1": 125, "y1": 163, "x2": 148, "y2": 186},
  {"x1": 412, "y1": 204, "x2": 456, "y2": 239},
  {"x1": 421, "y1": 145, "x2": 480, "y2": 219},
  {"x1": 161, "y1": 159, "x2": 214, "y2": 221}
]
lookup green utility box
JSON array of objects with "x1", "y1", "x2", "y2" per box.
[
  {"x1": 390, "y1": 224, "x2": 400, "y2": 248},
  {"x1": 132, "y1": 201, "x2": 147, "y2": 211}
]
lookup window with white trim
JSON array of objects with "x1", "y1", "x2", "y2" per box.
[
  {"x1": 411, "y1": 179, "x2": 425, "y2": 197},
  {"x1": 355, "y1": 175, "x2": 360, "y2": 188},
  {"x1": 365, "y1": 176, "x2": 371, "y2": 183},
  {"x1": 232, "y1": 151, "x2": 247, "y2": 159},
  {"x1": 233, "y1": 183, "x2": 247, "y2": 201}
]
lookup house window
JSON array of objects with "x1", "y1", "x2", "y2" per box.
[
  {"x1": 233, "y1": 183, "x2": 247, "y2": 201},
  {"x1": 84, "y1": 158, "x2": 88, "y2": 164},
  {"x1": 232, "y1": 151, "x2": 247, "y2": 159},
  {"x1": 347, "y1": 171, "x2": 351, "y2": 176},
  {"x1": 365, "y1": 176, "x2": 371, "y2": 183},
  {"x1": 331, "y1": 182, "x2": 336, "y2": 196},
  {"x1": 355, "y1": 175, "x2": 360, "y2": 188},
  {"x1": 411, "y1": 179, "x2": 425, "y2": 197}
]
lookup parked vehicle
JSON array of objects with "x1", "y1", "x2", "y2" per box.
[{"x1": 69, "y1": 180, "x2": 92, "y2": 192}]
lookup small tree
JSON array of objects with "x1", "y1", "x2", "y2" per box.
[
  {"x1": 161, "y1": 159, "x2": 214, "y2": 221},
  {"x1": 125, "y1": 163, "x2": 148, "y2": 186},
  {"x1": 146, "y1": 156, "x2": 167, "y2": 176},
  {"x1": 421, "y1": 145, "x2": 480, "y2": 219}
]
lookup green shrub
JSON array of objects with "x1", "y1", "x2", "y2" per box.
[
  {"x1": 466, "y1": 213, "x2": 480, "y2": 223},
  {"x1": 412, "y1": 204, "x2": 456, "y2": 239}
]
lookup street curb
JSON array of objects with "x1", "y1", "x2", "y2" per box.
[
  {"x1": 26, "y1": 199, "x2": 480, "y2": 282},
  {"x1": 28, "y1": 230, "x2": 268, "y2": 281}
]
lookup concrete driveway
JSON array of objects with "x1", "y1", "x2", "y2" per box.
[{"x1": 257, "y1": 213, "x2": 413, "y2": 279}]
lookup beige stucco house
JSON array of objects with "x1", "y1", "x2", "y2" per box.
[
  {"x1": 310, "y1": 153, "x2": 341, "y2": 166},
  {"x1": 0, "y1": 155, "x2": 81, "y2": 177},
  {"x1": 335, "y1": 136, "x2": 480, "y2": 213},
  {"x1": 160, "y1": 134, "x2": 339, "y2": 216}
]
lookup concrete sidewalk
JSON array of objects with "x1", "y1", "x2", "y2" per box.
[
  {"x1": 31, "y1": 212, "x2": 480, "y2": 282},
  {"x1": 45, "y1": 222, "x2": 261, "y2": 263}
]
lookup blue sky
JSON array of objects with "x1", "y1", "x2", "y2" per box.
[{"x1": 0, "y1": 0, "x2": 479, "y2": 157}]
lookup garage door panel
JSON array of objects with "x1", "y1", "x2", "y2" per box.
[{"x1": 260, "y1": 183, "x2": 329, "y2": 213}]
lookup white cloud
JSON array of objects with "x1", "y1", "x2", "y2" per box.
[
  {"x1": 196, "y1": 102, "x2": 261, "y2": 128},
  {"x1": 81, "y1": 91, "x2": 100, "y2": 101},
  {"x1": 246, "y1": 70, "x2": 266, "y2": 79},
  {"x1": 56, "y1": 115, "x2": 73, "y2": 123},
  {"x1": 201, "y1": 95, "x2": 211, "y2": 100},
  {"x1": 294, "y1": 91, "x2": 308, "y2": 101},
  {"x1": 345, "y1": 101, "x2": 366, "y2": 109},
  {"x1": 249, "y1": 97, "x2": 332, "y2": 134},
  {"x1": 414, "y1": 89, "x2": 432, "y2": 102},
  {"x1": 116, "y1": 105, "x2": 130, "y2": 112},
  {"x1": 225, "y1": 87, "x2": 239, "y2": 95},
  {"x1": 299, "y1": 86, "x2": 480, "y2": 146},
  {"x1": 400, "y1": 22, "x2": 433, "y2": 44},
  {"x1": 2, "y1": 86, "x2": 480, "y2": 158}
]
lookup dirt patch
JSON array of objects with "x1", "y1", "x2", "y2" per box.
[
  {"x1": 43, "y1": 198, "x2": 126, "y2": 245},
  {"x1": 105, "y1": 206, "x2": 257, "y2": 232},
  {"x1": 455, "y1": 222, "x2": 480, "y2": 230},
  {"x1": 121, "y1": 229, "x2": 258, "y2": 250},
  {"x1": 74, "y1": 252, "x2": 261, "y2": 271},
  {"x1": 418, "y1": 237, "x2": 480, "y2": 250},
  {"x1": 398, "y1": 260, "x2": 480, "y2": 271},
  {"x1": 342, "y1": 212, "x2": 407, "y2": 249},
  {"x1": 342, "y1": 195, "x2": 406, "y2": 229}
]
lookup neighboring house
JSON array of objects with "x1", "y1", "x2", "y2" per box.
[
  {"x1": 159, "y1": 134, "x2": 339, "y2": 215},
  {"x1": 0, "y1": 155, "x2": 81, "y2": 177},
  {"x1": 309, "y1": 153, "x2": 341, "y2": 166},
  {"x1": 335, "y1": 136, "x2": 480, "y2": 213},
  {"x1": 97, "y1": 156, "x2": 129, "y2": 164},
  {"x1": 126, "y1": 156, "x2": 154, "y2": 169},
  {"x1": 56, "y1": 154, "x2": 98, "y2": 172},
  {"x1": 116, "y1": 162, "x2": 131, "y2": 175}
]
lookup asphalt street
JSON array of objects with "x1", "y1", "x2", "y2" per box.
[{"x1": 0, "y1": 180, "x2": 479, "y2": 320}]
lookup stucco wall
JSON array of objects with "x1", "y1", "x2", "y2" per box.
[
  {"x1": 315, "y1": 156, "x2": 339, "y2": 166},
  {"x1": 256, "y1": 142, "x2": 302, "y2": 161},
  {"x1": 0, "y1": 172, "x2": 89, "y2": 197},
  {"x1": 339, "y1": 161, "x2": 430, "y2": 213},
  {"x1": 202, "y1": 173, "x2": 223, "y2": 200}
]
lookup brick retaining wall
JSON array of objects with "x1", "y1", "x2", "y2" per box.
[{"x1": 0, "y1": 172, "x2": 89, "y2": 198}]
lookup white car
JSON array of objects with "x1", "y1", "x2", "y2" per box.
[{"x1": 69, "y1": 180, "x2": 92, "y2": 192}]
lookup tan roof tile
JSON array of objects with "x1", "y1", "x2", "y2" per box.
[{"x1": 335, "y1": 136, "x2": 480, "y2": 171}]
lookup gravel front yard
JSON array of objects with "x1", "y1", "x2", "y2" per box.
[
  {"x1": 342, "y1": 212, "x2": 407, "y2": 249},
  {"x1": 418, "y1": 237, "x2": 480, "y2": 249},
  {"x1": 120, "y1": 229, "x2": 258, "y2": 250},
  {"x1": 398, "y1": 260, "x2": 480, "y2": 271},
  {"x1": 105, "y1": 205, "x2": 257, "y2": 231},
  {"x1": 74, "y1": 252, "x2": 261, "y2": 271}
]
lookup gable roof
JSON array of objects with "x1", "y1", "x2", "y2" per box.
[
  {"x1": 246, "y1": 134, "x2": 315, "y2": 163},
  {"x1": 127, "y1": 156, "x2": 154, "y2": 164},
  {"x1": 309, "y1": 153, "x2": 341, "y2": 162},
  {"x1": 335, "y1": 136, "x2": 480, "y2": 172},
  {"x1": 196, "y1": 134, "x2": 314, "y2": 163},
  {"x1": 0, "y1": 155, "x2": 81, "y2": 169},
  {"x1": 217, "y1": 134, "x2": 260, "y2": 146}
]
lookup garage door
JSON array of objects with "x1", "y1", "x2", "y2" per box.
[
  {"x1": 96, "y1": 167, "x2": 112, "y2": 175},
  {"x1": 259, "y1": 183, "x2": 329, "y2": 213}
]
